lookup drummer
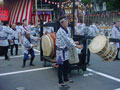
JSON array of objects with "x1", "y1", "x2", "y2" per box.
[
  {"x1": 56, "y1": 16, "x2": 82, "y2": 87},
  {"x1": 22, "y1": 32, "x2": 41, "y2": 68},
  {"x1": 111, "y1": 21, "x2": 120, "y2": 60}
]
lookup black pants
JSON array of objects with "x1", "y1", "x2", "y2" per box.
[
  {"x1": 58, "y1": 60, "x2": 70, "y2": 84},
  {"x1": 116, "y1": 48, "x2": 120, "y2": 59},
  {"x1": 86, "y1": 49, "x2": 90, "y2": 64},
  {"x1": 10, "y1": 44, "x2": 18, "y2": 55},
  {"x1": 23, "y1": 49, "x2": 35, "y2": 66},
  {"x1": 0, "y1": 46, "x2": 3, "y2": 56},
  {"x1": 0, "y1": 46, "x2": 9, "y2": 59}
]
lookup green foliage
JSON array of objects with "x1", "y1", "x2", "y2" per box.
[
  {"x1": 106, "y1": 0, "x2": 120, "y2": 11},
  {"x1": 81, "y1": 0, "x2": 91, "y2": 4}
]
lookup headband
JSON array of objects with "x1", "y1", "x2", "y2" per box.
[{"x1": 59, "y1": 17, "x2": 68, "y2": 23}]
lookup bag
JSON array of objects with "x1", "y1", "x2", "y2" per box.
[{"x1": 69, "y1": 47, "x2": 79, "y2": 64}]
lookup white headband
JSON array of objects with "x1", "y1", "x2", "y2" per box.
[{"x1": 59, "y1": 17, "x2": 68, "y2": 23}]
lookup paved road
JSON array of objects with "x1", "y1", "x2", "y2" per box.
[{"x1": 0, "y1": 48, "x2": 120, "y2": 90}]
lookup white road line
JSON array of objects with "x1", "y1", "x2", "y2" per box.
[
  {"x1": 8, "y1": 48, "x2": 22, "y2": 50},
  {"x1": 0, "y1": 53, "x2": 40, "y2": 59},
  {"x1": 33, "y1": 49, "x2": 40, "y2": 53},
  {"x1": 0, "y1": 67, "x2": 53, "y2": 77},
  {"x1": 87, "y1": 68, "x2": 120, "y2": 83},
  {"x1": 115, "y1": 88, "x2": 120, "y2": 90}
]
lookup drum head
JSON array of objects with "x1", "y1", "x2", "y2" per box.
[
  {"x1": 89, "y1": 35, "x2": 107, "y2": 53},
  {"x1": 41, "y1": 35, "x2": 53, "y2": 56},
  {"x1": 49, "y1": 33, "x2": 56, "y2": 56}
]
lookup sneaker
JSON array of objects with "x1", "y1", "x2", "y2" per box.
[
  {"x1": 5, "y1": 57, "x2": 10, "y2": 61},
  {"x1": 30, "y1": 64, "x2": 35, "y2": 66},
  {"x1": 22, "y1": 65, "x2": 25, "y2": 68},
  {"x1": 58, "y1": 83, "x2": 68, "y2": 87},
  {"x1": 64, "y1": 80, "x2": 73, "y2": 84},
  {"x1": 87, "y1": 64, "x2": 91, "y2": 66}
]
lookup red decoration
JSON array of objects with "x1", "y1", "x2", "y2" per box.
[
  {"x1": 112, "y1": 13, "x2": 115, "y2": 16},
  {"x1": 0, "y1": 10, "x2": 8, "y2": 21},
  {"x1": 106, "y1": 13, "x2": 109, "y2": 16},
  {"x1": 118, "y1": 12, "x2": 120, "y2": 15}
]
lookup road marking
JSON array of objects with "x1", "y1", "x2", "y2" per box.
[
  {"x1": 0, "y1": 67, "x2": 53, "y2": 77},
  {"x1": 115, "y1": 88, "x2": 120, "y2": 90},
  {"x1": 8, "y1": 48, "x2": 22, "y2": 50},
  {"x1": 83, "y1": 73, "x2": 93, "y2": 77},
  {"x1": 33, "y1": 49, "x2": 40, "y2": 53},
  {"x1": 87, "y1": 68, "x2": 120, "y2": 83},
  {"x1": 0, "y1": 53, "x2": 40, "y2": 59}
]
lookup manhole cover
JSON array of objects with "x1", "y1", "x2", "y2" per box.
[{"x1": 16, "y1": 87, "x2": 26, "y2": 90}]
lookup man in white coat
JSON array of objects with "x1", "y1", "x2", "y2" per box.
[
  {"x1": 19, "y1": 19, "x2": 32, "y2": 44},
  {"x1": 10, "y1": 24, "x2": 19, "y2": 56},
  {"x1": 56, "y1": 16, "x2": 82, "y2": 87},
  {"x1": 0, "y1": 21, "x2": 12, "y2": 60},
  {"x1": 111, "y1": 21, "x2": 120, "y2": 60},
  {"x1": 22, "y1": 32, "x2": 40, "y2": 68}
]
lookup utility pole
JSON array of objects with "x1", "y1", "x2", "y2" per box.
[
  {"x1": 59, "y1": 0, "x2": 62, "y2": 17},
  {"x1": 35, "y1": 0, "x2": 38, "y2": 25}
]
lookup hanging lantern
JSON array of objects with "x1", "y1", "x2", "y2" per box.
[
  {"x1": 57, "y1": 4, "x2": 59, "y2": 8},
  {"x1": 45, "y1": 0, "x2": 47, "y2": 3},
  {"x1": 106, "y1": 13, "x2": 109, "y2": 17},
  {"x1": 48, "y1": 1, "x2": 51, "y2": 4},
  {"x1": 112, "y1": 13, "x2": 115, "y2": 16},
  {"x1": 118, "y1": 12, "x2": 120, "y2": 15},
  {"x1": 52, "y1": 2, "x2": 54, "y2": 4}
]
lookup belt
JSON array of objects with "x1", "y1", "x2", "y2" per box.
[
  {"x1": 0, "y1": 37, "x2": 7, "y2": 40},
  {"x1": 56, "y1": 46, "x2": 68, "y2": 51},
  {"x1": 13, "y1": 39, "x2": 19, "y2": 40}
]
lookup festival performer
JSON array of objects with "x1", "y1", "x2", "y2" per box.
[
  {"x1": 22, "y1": 32, "x2": 40, "y2": 68},
  {"x1": 19, "y1": 19, "x2": 32, "y2": 44},
  {"x1": 0, "y1": 21, "x2": 12, "y2": 60},
  {"x1": 56, "y1": 16, "x2": 82, "y2": 87},
  {"x1": 111, "y1": 21, "x2": 120, "y2": 60},
  {"x1": 10, "y1": 24, "x2": 19, "y2": 56}
]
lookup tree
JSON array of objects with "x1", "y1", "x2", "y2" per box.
[{"x1": 106, "y1": 0, "x2": 120, "y2": 11}]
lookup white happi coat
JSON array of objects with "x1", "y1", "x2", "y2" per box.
[
  {"x1": 90, "y1": 24, "x2": 99, "y2": 36},
  {"x1": 10, "y1": 28, "x2": 20, "y2": 45},
  {"x1": 20, "y1": 25, "x2": 32, "y2": 37},
  {"x1": 75, "y1": 23, "x2": 85, "y2": 35},
  {"x1": 111, "y1": 26, "x2": 120, "y2": 48},
  {"x1": 22, "y1": 35, "x2": 39, "y2": 54},
  {"x1": 80, "y1": 25, "x2": 95, "y2": 36},
  {"x1": 0, "y1": 26, "x2": 12, "y2": 46},
  {"x1": 56, "y1": 27, "x2": 76, "y2": 62}
]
